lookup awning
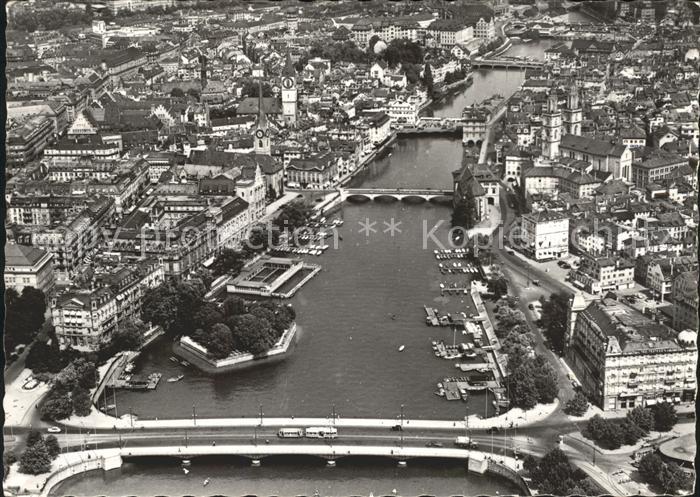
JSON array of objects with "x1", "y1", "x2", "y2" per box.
[
  {"x1": 674, "y1": 397, "x2": 681, "y2": 403},
  {"x1": 645, "y1": 399, "x2": 657, "y2": 406}
]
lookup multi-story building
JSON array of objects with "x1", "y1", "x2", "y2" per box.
[
  {"x1": 6, "y1": 115, "x2": 55, "y2": 167},
  {"x1": 51, "y1": 258, "x2": 164, "y2": 351},
  {"x1": 286, "y1": 153, "x2": 339, "y2": 190},
  {"x1": 570, "y1": 256, "x2": 635, "y2": 295},
  {"x1": 104, "y1": 0, "x2": 175, "y2": 14},
  {"x1": 672, "y1": 271, "x2": 699, "y2": 332},
  {"x1": 86, "y1": 158, "x2": 150, "y2": 215},
  {"x1": 387, "y1": 99, "x2": 419, "y2": 126},
  {"x1": 4, "y1": 243, "x2": 55, "y2": 294},
  {"x1": 567, "y1": 297, "x2": 697, "y2": 411},
  {"x1": 426, "y1": 20, "x2": 474, "y2": 48},
  {"x1": 631, "y1": 152, "x2": 688, "y2": 188},
  {"x1": 43, "y1": 135, "x2": 121, "y2": 162},
  {"x1": 11, "y1": 197, "x2": 116, "y2": 283},
  {"x1": 365, "y1": 112, "x2": 392, "y2": 146},
  {"x1": 519, "y1": 210, "x2": 569, "y2": 260},
  {"x1": 474, "y1": 17, "x2": 496, "y2": 40}
]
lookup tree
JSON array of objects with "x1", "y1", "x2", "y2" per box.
[
  {"x1": 229, "y1": 314, "x2": 275, "y2": 355},
  {"x1": 192, "y1": 302, "x2": 224, "y2": 332},
  {"x1": 241, "y1": 80, "x2": 272, "y2": 98},
  {"x1": 620, "y1": 419, "x2": 646, "y2": 445},
  {"x1": 26, "y1": 430, "x2": 43, "y2": 448},
  {"x1": 423, "y1": 62, "x2": 434, "y2": 95},
  {"x1": 368, "y1": 34, "x2": 381, "y2": 53},
  {"x1": 44, "y1": 435, "x2": 60, "y2": 460},
  {"x1": 274, "y1": 201, "x2": 313, "y2": 232},
  {"x1": 108, "y1": 318, "x2": 146, "y2": 353},
  {"x1": 170, "y1": 87, "x2": 185, "y2": 98},
  {"x1": 4, "y1": 286, "x2": 47, "y2": 351},
  {"x1": 488, "y1": 275, "x2": 508, "y2": 300},
  {"x1": 222, "y1": 296, "x2": 247, "y2": 317},
  {"x1": 244, "y1": 224, "x2": 280, "y2": 256},
  {"x1": 530, "y1": 356, "x2": 558, "y2": 403},
  {"x1": 653, "y1": 403, "x2": 678, "y2": 432},
  {"x1": 71, "y1": 385, "x2": 92, "y2": 417},
  {"x1": 627, "y1": 406, "x2": 654, "y2": 434},
  {"x1": 19, "y1": 441, "x2": 52, "y2": 475},
  {"x1": 206, "y1": 323, "x2": 234, "y2": 359},
  {"x1": 210, "y1": 249, "x2": 246, "y2": 278},
  {"x1": 523, "y1": 448, "x2": 594, "y2": 496},
  {"x1": 505, "y1": 366, "x2": 538, "y2": 409},
  {"x1": 564, "y1": 391, "x2": 589, "y2": 416}
]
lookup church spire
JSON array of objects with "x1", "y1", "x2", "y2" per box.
[
  {"x1": 257, "y1": 79, "x2": 268, "y2": 130},
  {"x1": 283, "y1": 51, "x2": 296, "y2": 77}
]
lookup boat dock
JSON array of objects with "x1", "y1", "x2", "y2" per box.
[
  {"x1": 111, "y1": 372, "x2": 162, "y2": 391},
  {"x1": 424, "y1": 306, "x2": 439, "y2": 326}
]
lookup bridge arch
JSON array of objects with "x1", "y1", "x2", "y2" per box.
[
  {"x1": 401, "y1": 195, "x2": 428, "y2": 204},
  {"x1": 466, "y1": 139, "x2": 476, "y2": 148},
  {"x1": 346, "y1": 194, "x2": 372, "y2": 203},
  {"x1": 373, "y1": 194, "x2": 399, "y2": 203}
]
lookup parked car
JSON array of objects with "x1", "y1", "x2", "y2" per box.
[
  {"x1": 425, "y1": 441, "x2": 443, "y2": 448},
  {"x1": 47, "y1": 426, "x2": 61, "y2": 433},
  {"x1": 391, "y1": 425, "x2": 403, "y2": 431},
  {"x1": 486, "y1": 427, "x2": 500, "y2": 434},
  {"x1": 532, "y1": 280, "x2": 540, "y2": 286}
]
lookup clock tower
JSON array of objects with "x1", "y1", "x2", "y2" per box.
[
  {"x1": 281, "y1": 52, "x2": 297, "y2": 125},
  {"x1": 254, "y1": 81, "x2": 271, "y2": 156}
]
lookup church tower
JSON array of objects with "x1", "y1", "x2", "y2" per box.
[
  {"x1": 562, "y1": 85, "x2": 582, "y2": 136},
  {"x1": 541, "y1": 90, "x2": 562, "y2": 159},
  {"x1": 281, "y1": 52, "x2": 298, "y2": 125},
  {"x1": 254, "y1": 81, "x2": 271, "y2": 156}
]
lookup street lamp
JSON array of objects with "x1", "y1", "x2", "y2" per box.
[
  {"x1": 192, "y1": 403, "x2": 197, "y2": 426},
  {"x1": 331, "y1": 404, "x2": 337, "y2": 426},
  {"x1": 259, "y1": 404, "x2": 264, "y2": 426},
  {"x1": 399, "y1": 404, "x2": 405, "y2": 448}
]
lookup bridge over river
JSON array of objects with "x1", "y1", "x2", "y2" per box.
[
  {"x1": 340, "y1": 187, "x2": 454, "y2": 202},
  {"x1": 471, "y1": 57, "x2": 544, "y2": 70}
]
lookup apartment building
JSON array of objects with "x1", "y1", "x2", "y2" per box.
[
  {"x1": 672, "y1": 271, "x2": 699, "y2": 332},
  {"x1": 570, "y1": 256, "x2": 635, "y2": 295},
  {"x1": 51, "y1": 259, "x2": 164, "y2": 351},
  {"x1": 519, "y1": 210, "x2": 570, "y2": 260},
  {"x1": 6, "y1": 115, "x2": 55, "y2": 167},
  {"x1": 567, "y1": 298, "x2": 697, "y2": 411},
  {"x1": 4, "y1": 243, "x2": 55, "y2": 294}
]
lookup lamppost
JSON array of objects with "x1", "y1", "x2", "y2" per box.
[
  {"x1": 331, "y1": 404, "x2": 337, "y2": 426},
  {"x1": 259, "y1": 404, "x2": 264, "y2": 426},
  {"x1": 192, "y1": 403, "x2": 197, "y2": 426}
]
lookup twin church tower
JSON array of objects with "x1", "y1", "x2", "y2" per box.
[
  {"x1": 541, "y1": 85, "x2": 582, "y2": 160},
  {"x1": 253, "y1": 52, "x2": 297, "y2": 156}
]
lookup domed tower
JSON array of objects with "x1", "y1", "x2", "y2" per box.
[
  {"x1": 562, "y1": 85, "x2": 582, "y2": 136},
  {"x1": 281, "y1": 51, "x2": 298, "y2": 126},
  {"x1": 541, "y1": 90, "x2": 562, "y2": 159},
  {"x1": 254, "y1": 81, "x2": 271, "y2": 156}
]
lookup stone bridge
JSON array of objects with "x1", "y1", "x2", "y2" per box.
[
  {"x1": 471, "y1": 58, "x2": 544, "y2": 69},
  {"x1": 340, "y1": 187, "x2": 454, "y2": 202}
]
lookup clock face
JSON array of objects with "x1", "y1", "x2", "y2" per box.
[
  {"x1": 255, "y1": 129, "x2": 265, "y2": 139},
  {"x1": 282, "y1": 77, "x2": 294, "y2": 89}
]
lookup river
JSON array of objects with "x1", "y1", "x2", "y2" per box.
[{"x1": 57, "y1": 40, "x2": 554, "y2": 496}]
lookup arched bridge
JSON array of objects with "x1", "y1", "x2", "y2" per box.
[
  {"x1": 472, "y1": 58, "x2": 544, "y2": 69},
  {"x1": 340, "y1": 187, "x2": 454, "y2": 202}
]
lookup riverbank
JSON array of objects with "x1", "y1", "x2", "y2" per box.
[{"x1": 173, "y1": 323, "x2": 298, "y2": 375}]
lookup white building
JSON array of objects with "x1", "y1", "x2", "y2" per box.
[
  {"x1": 520, "y1": 210, "x2": 570, "y2": 260},
  {"x1": 387, "y1": 99, "x2": 419, "y2": 126},
  {"x1": 4, "y1": 243, "x2": 55, "y2": 294}
]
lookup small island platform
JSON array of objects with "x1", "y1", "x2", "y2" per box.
[{"x1": 172, "y1": 323, "x2": 297, "y2": 375}]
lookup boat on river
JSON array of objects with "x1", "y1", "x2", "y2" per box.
[
  {"x1": 167, "y1": 374, "x2": 185, "y2": 383},
  {"x1": 398, "y1": 345, "x2": 405, "y2": 352}
]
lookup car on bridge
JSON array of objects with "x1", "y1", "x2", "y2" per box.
[
  {"x1": 425, "y1": 441, "x2": 443, "y2": 448},
  {"x1": 391, "y1": 425, "x2": 403, "y2": 431},
  {"x1": 47, "y1": 426, "x2": 61, "y2": 433}
]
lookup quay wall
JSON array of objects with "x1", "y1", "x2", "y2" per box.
[
  {"x1": 486, "y1": 459, "x2": 532, "y2": 496},
  {"x1": 173, "y1": 323, "x2": 297, "y2": 375}
]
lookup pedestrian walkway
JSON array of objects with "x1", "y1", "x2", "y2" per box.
[{"x1": 3, "y1": 369, "x2": 50, "y2": 427}]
